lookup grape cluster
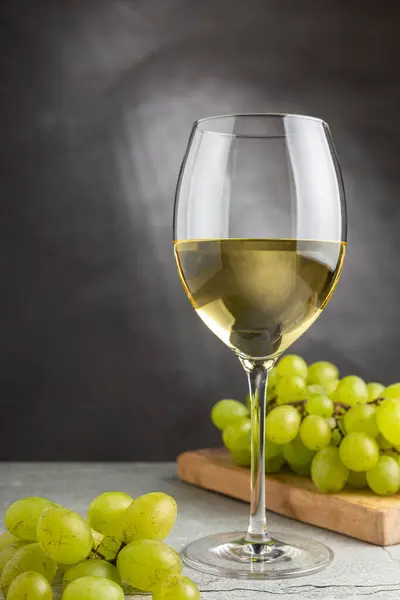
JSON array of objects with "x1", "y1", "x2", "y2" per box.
[
  {"x1": 212, "y1": 355, "x2": 400, "y2": 495},
  {"x1": 0, "y1": 492, "x2": 199, "y2": 600}
]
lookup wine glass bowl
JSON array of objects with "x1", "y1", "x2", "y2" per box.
[
  {"x1": 173, "y1": 114, "x2": 346, "y2": 579},
  {"x1": 174, "y1": 238, "x2": 345, "y2": 361}
]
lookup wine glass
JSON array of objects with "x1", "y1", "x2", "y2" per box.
[{"x1": 173, "y1": 114, "x2": 346, "y2": 579}]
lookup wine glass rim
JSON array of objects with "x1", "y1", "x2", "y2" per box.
[{"x1": 194, "y1": 112, "x2": 328, "y2": 134}]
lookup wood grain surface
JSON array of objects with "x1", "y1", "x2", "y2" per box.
[{"x1": 177, "y1": 448, "x2": 400, "y2": 546}]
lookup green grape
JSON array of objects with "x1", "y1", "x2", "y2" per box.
[
  {"x1": 266, "y1": 391, "x2": 275, "y2": 403},
  {"x1": 117, "y1": 540, "x2": 182, "y2": 592},
  {"x1": 367, "y1": 382, "x2": 385, "y2": 402},
  {"x1": 5, "y1": 498, "x2": 53, "y2": 541},
  {"x1": 0, "y1": 542, "x2": 57, "y2": 597},
  {"x1": 347, "y1": 470, "x2": 368, "y2": 489},
  {"x1": 62, "y1": 576, "x2": 124, "y2": 600},
  {"x1": 211, "y1": 399, "x2": 249, "y2": 430},
  {"x1": 7, "y1": 571, "x2": 52, "y2": 600},
  {"x1": 306, "y1": 384, "x2": 325, "y2": 397},
  {"x1": 268, "y1": 368, "x2": 277, "y2": 392},
  {"x1": 338, "y1": 414, "x2": 347, "y2": 432},
  {"x1": 92, "y1": 536, "x2": 122, "y2": 561},
  {"x1": 311, "y1": 447, "x2": 349, "y2": 493},
  {"x1": 0, "y1": 540, "x2": 30, "y2": 576},
  {"x1": 381, "y1": 383, "x2": 400, "y2": 400},
  {"x1": 307, "y1": 361, "x2": 339, "y2": 386},
  {"x1": 231, "y1": 449, "x2": 251, "y2": 466},
  {"x1": 0, "y1": 531, "x2": 19, "y2": 552},
  {"x1": 326, "y1": 417, "x2": 336, "y2": 429},
  {"x1": 63, "y1": 559, "x2": 121, "y2": 589},
  {"x1": 37, "y1": 508, "x2": 92, "y2": 564},
  {"x1": 366, "y1": 456, "x2": 400, "y2": 495},
  {"x1": 87, "y1": 492, "x2": 132, "y2": 538},
  {"x1": 376, "y1": 398, "x2": 400, "y2": 445},
  {"x1": 323, "y1": 379, "x2": 339, "y2": 396},
  {"x1": 376, "y1": 434, "x2": 394, "y2": 450},
  {"x1": 339, "y1": 432, "x2": 379, "y2": 472},
  {"x1": 344, "y1": 404, "x2": 379, "y2": 438},
  {"x1": 275, "y1": 375, "x2": 307, "y2": 403},
  {"x1": 265, "y1": 454, "x2": 285, "y2": 473},
  {"x1": 331, "y1": 429, "x2": 343, "y2": 447},
  {"x1": 265, "y1": 440, "x2": 284, "y2": 460},
  {"x1": 265, "y1": 406, "x2": 301, "y2": 445},
  {"x1": 332, "y1": 376, "x2": 368, "y2": 406},
  {"x1": 153, "y1": 573, "x2": 200, "y2": 600},
  {"x1": 222, "y1": 419, "x2": 251, "y2": 452},
  {"x1": 288, "y1": 462, "x2": 312, "y2": 476},
  {"x1": 306, "y1": 394, "x2": 334, "y2": 418},
  {"x1": 122, "y1": 492, "x2": 177, "y2": 543},
  {"x1": 276, "y1": 354, "x2": 308, "y2": 379},
  {"x1": 283, "y1": 436, "x2": 315, "y2": 474},
  {"x1": 299, "y1": 415, "x2": 332, "y2": 450}
]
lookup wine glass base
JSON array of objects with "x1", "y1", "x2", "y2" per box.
[{"x1": 181, "y1": 531, "x2": 333, "y2": 579}]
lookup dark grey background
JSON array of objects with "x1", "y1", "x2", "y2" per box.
[{"x1": 1, "y1": 0, "x2": 399, "y2": 460}]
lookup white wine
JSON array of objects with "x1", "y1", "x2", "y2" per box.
[{"x1": 174, "y1": 239, "x2": 345, "y2": 360}]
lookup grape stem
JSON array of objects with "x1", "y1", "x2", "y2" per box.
[
  {"x1": 92, "y1": 541, "x2": 127, "y2": 565},
  {"x1": 92, "y1": 548, "x2": 107, "y2": 560},
  {"x1": 110, "y1": 542, "x2": 127, "y2": 565},
  {"x1": 369, "y1": 398, "x2": 384, "y2": 406}
]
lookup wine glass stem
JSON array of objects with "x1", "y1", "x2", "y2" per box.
[{"x1": 242, "y1": 359, "x2": 274, "y2": 544}]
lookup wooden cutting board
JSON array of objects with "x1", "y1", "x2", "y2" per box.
[{"x1": 177, "y1": 448, "x2": 400, "y2": 546}]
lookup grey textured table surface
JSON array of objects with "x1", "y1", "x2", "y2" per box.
[{"x1": 0, "y1": 463, "x2": 399, "y2": 599}]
